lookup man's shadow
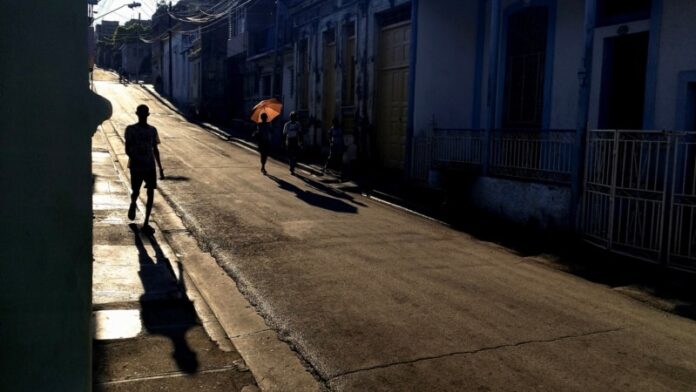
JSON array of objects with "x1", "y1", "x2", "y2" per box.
[
  {"x1": 130, "y1": 224, "x2": 199, "y2": 374},
  {"x1": 266, "y1": 175, "x2": 358, "y2": 214}
]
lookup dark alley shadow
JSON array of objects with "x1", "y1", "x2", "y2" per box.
[
  {"x1": 129, "y1": 223, "x2": 199, "y2": 374},
  {"x1": 298, "y1": 175, "x2": 368, "y2": 208},
  {"x1": 436, "y1": 203, "x2": 696, "y2": 318},
  {"x1": 266, "y1": 175, "x2": 358, "y2": 214}
]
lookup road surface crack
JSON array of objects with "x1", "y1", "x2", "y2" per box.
[{"x1": 330, "y1": 327, "x2": 623, "y2": 380}]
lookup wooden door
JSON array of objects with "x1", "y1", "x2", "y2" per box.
[{"x1": 376, "y1": 21, "x2": 410, "y2": 169}]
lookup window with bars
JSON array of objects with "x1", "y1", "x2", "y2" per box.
[{"x1": 502, "y1": 6, "x2": 549, "y2": 129}]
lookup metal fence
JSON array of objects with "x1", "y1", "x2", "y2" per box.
[
  {"x1": 432, "y1": 128, "x2": 484, "y2": 168},
  {"x1": 411, "y1": 128, "x2": 484, "y2": 181},
  {"x1": 580, "y1": 130, "x2": 696, "y2": 272},
  {"x1": 489, "y1": 129, "x2": 575, "y2": 184},
  {"x1": 413, "y1": 128, "x2": 574, "y2": 184},
  {"x1": 411, "y1": 135, "x2": 432, "y2": 181}
]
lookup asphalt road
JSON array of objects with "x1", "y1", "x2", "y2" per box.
[{"x1": 95, "y1": 77, "x2": 696, "y2": 391}]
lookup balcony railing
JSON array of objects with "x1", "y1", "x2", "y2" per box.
[
  {"x1": 490, "y1": 129, "x2": 575, "y2": 184},
  {"x1": 432, "y1": 128, "x2": 485, "y2": 169},
  {"x1": 414, "y1": 128, "x2": 575, "y2": 185}
]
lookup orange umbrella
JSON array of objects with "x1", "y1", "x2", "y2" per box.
[{"x1": 251, "y1": 98, "x2": 283, "y2": 123}]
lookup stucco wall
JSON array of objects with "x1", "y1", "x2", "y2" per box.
[
  {"x1": 413, "y1": 0, "x2": 479, "y2": 136},
  {"x1": 1, "y1": 1, "x2": 112, "y2": 389},
  {"x1": 548, "y1": 0, "x2": 584, "y2": 129},
  {"x1": 654, "y1": 0, "x2": 696, "y2": 130},
  {"x1": 469, "y1": 177, "x2": 572, "y2": 229}
]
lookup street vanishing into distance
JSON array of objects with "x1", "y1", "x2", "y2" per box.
[{"x1": 94, "y1": 72, "x2": 696, "y2": 391}]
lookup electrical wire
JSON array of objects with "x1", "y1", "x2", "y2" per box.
[{"x1": 129, "y1": 0, "x2": 259, "y2": 44}]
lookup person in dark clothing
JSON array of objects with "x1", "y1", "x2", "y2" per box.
[
  {"x1": 125, "y1": 104, "x2": 164, "y2": 234},
  {"x1": 253, "y1": 112, "x2": 272, "y2": 175},
  {"x1": 323, "y1": 118, "x2": 345, "y2": 179},
  {"x1": 283, "y1": 111, "x2": 303, "y2": 175}
]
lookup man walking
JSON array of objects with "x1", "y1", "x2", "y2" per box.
[{"x1": 125, "y1": 104, "x2": 164, "y2": 234}]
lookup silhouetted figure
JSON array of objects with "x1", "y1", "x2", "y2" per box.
[
  {"x1": 323, "y1": 118, "x2": 345, "y2": 180},
  {"x1": 253, "y1": 112, "x2": 272, "y2": 175},
  {"x1": 125, "y1": 104, "x2": 164, "y2": 234},
  {"x1": 283, "y1": 111, "x2": 303, "y2": 175}
]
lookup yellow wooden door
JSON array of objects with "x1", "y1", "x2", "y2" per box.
[
  {"x1": 323, "y1": 41, "x2": 336, "y2": 139},
  {"x1": 376, "y1": 21, "x2": 410, "y2": 169}
]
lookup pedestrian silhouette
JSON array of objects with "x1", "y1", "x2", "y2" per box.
[
  {"x1": 283, "y1": 111, "x2": 303, "y2": 175},
  {"x1": 323, "y1": 118, "x2": 345, "y2": 180},
  {"x1": 253, "y1": 112, "x2": 272, "y2": 175},
  {"x1": 125, "y1": 104, "x2": 164, "y2": 234}
]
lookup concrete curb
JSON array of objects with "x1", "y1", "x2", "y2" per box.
[{"x1": 98, "y1": 120, "x2": 322, "y2": 392}]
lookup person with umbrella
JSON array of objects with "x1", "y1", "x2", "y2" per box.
[
  {"x1": 253, "y1": 112, "x2": 272, "y2": 175},
  {"x1": 283, "y1": 111, "x2": 303, "y2": 175},
  {"x1": 251, "y1": 99, "x2": 283, "y2": 175}
]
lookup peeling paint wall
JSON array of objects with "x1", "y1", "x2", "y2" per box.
[{"x1": 469, "y1": 178, "x2": 572, "y2": 229}]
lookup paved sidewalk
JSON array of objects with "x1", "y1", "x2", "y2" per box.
[{"x1": 91, "y1": 128, "x2": 258, "y2": 391}]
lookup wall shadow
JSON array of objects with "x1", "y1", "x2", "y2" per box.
[
  {"x1": 297, "y1": 175, "x2": 368, "y2": 208},
  {"x1": 266, "y1": 175, "x2": 358, "y2": 214}
]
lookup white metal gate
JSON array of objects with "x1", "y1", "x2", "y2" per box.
[{"x1": 580, "y1": 130, "x2": 696, "y2": 272}]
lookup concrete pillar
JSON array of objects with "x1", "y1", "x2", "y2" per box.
[{"x1": 0, "y1": 1, "x2": 112, "y2": 390}]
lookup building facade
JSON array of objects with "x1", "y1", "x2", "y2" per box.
[
  {"x1": 226, "y1": 0, "x2": 414, "y2": 160},
  {"x1": 120, "y1": 40, "x2": 152, "y2": 80},
  {"x1": 147, "y1": 0, "x2": 696, "y2": 266},
  {"x1": 95, "y1": 20, "x2": 120, "y2": 69},
  {"x1": 404, "y1": 0, "x2": 696, "y2": 271}
]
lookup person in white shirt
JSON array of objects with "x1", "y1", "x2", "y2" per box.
[{"x1": 282, "y1": 111, "x2": 303, "y2": 175}]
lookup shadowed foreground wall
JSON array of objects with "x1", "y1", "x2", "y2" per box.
[{"x1": 0, "y1": 1, "x2": 111, "y2": 390}]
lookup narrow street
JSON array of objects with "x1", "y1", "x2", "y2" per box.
[{"x1": 94, "y1": 74, "x2": 696, "y2": 391}]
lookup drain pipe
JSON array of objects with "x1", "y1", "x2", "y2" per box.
[
  {"x1": 483, "y1": 0, "x2": 501, "y2": 176},
  {"x1": 571, "y1": 0, "x2": 597, "y2": 230},
  {"x1": 405, "y1": 0, "x2": 419, "y2": 178}
]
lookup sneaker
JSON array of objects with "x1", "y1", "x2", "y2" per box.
[{"x1": 128, "y1": 202, "x2": 136, "y2": 220}]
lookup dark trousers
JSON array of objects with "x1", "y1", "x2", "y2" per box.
[
  {"x1": 324, "y1": 147, "x2": 344, "y2": 173},
  {"x1": 258, "y1": 139, "x2": 269, "y2": 167},
  {"x1": 287, "y1": 137, "x2": 299, "y2": 172}
]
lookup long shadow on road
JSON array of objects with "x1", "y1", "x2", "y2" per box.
[
  {"x1": 267, "y1": 174, "x2": 358, "y2": 214},
  {"x1": 131, "y1": 224, "x2": 199, "y2": 374},
  {"x1": 297, "y1": 175, "x2": 368, "y2": 208}
]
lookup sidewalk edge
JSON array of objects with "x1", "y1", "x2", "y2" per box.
[{"x1": 97, "y1": 121, "x2": 323, "y2": 392}]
